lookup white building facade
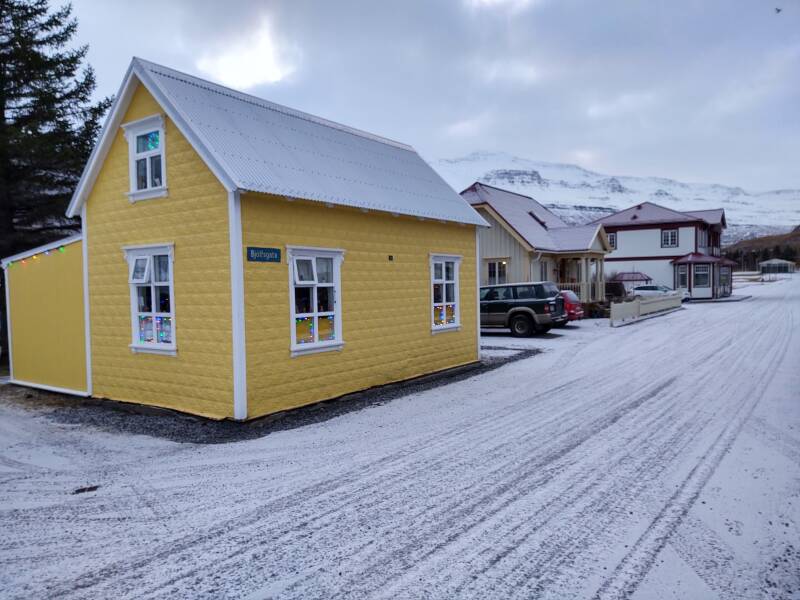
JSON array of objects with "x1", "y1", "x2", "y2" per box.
[{"x1": 595, "y1": 203, "x2": 735, "y2": 299}]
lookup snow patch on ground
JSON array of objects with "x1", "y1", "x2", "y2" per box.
[{"x1": 0, "y1": 276, "x2": 798, "y2": 598}]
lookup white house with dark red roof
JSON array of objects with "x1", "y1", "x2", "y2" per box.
[
  {"x1": 461, "y1": 182, "x2": 611, "y2": 302},
  {"x1": 593, "y1": 202, "x2": 736, "y2": 299}
]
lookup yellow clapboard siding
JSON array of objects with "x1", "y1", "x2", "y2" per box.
[
  {"x1": 85, "y1": 83, "x2": 234, "y2": 419},
  {"x1": 242, "y1": 193, "x2": 479, "y2": 418},
  {"x1": 6, "y1": 240, "x2": 87, "y2": 392}
]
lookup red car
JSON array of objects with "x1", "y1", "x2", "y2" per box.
[{"x1": 557, "y1": 290, "x2": 584, "y2": 324}]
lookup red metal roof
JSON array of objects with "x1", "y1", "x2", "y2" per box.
[{"x1": 671, "y1": 253, "x2": 737, "y2": 265}]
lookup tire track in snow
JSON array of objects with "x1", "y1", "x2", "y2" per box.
[
  {"x1": 591, "y1": 290, "x2": 793, "y2": 599},
  {"x1": 151, "y1": 316, "x2": 746, "y2": 598},
  {"x1": 2, "y1": 281, "x2": 796, "y2": 599},
  {"x1": 668, "y1": 514, "x2": 759, "y2": 599},
  {"x1": 48, "y1": 304, "x2": 752, "y2": 596},
  {"x1": 105, "y1": 372, "x2": 677, "y2": 599}
]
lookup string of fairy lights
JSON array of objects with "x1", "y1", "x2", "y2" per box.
[{"x1": 5, "y1": 245, "x2": 67, "y2": 268}]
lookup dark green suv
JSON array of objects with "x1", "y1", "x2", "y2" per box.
[{"x1": 480, "y1": 281, "x2": 567, "y2": 337}]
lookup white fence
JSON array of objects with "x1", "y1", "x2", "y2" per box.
[{"x1": 610, "y1": 294, "x2": 682, "y2": 327}]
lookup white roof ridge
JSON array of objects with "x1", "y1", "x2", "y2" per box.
[{"x1": 134, "y1": 58, "x2": 415, "y2": 153}]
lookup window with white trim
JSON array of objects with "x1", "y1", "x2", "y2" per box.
[
  {"x1": 608, "y1": 232, "x2": 617, "y2": 250},
  {"x1": 122, "y1": 114, "x2": 167, "y2": 201},
  {"x1": 487, "y1": 259, "x2": 507, "y2": 285},
  {"x1": 694, "y1": 264, "x2": 710, "y2": 287},
  {"x1": 288, "y1": 248, "x2": 344, "y2": 353},
  {"x1": 661, "y1": 229, "x2": 678, "y2": 248},
  {"x1": 677, "y1": 264, "x2": 688, "y2": 288},
  {"x1": 431, "y1": 255, "x2": 461, "y2": 330},
  {"x1": 125, "y1": 245, "x2": 175, "y2": 353}
]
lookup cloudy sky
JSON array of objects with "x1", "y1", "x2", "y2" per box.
[{"x1": 70, "y1": 0, "x2": 799, "y2": 191}]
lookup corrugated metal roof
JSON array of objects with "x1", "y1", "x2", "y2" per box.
[
  {"x1": 462, "y1": 182, "x2": 603, "y2": 252},
  {"x1": 547, "y1": 225, "x2": 601, "y2": 252},
  {"x1": 592, "y1": 201, "x2": 697, "y2": 226},
  {"x1": 684, "y1": 209, "x2": 726, "y2": 226},
  {"x1": 671, "y1": 252, "x2": 737, "y2": 265},
  {"x1": 135, "y1": 59, "x2": 486, "y2": 226},
  {"x1": 593, "y1": 202, "x2": 727, "y2": 228},
  {"x1": 759, "y1": 258, "x2": 795, "y2": 264}
]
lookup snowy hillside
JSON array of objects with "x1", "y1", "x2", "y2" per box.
[{"x1": 433, "y1": 152, "x2": 800, "y2": 244}]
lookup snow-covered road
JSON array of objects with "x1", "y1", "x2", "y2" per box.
[{"x1": 1, "y1": 278, "x2": 798, "y2": 599}]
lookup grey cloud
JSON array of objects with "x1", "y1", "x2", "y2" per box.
[{"x1": 72, "y1": 0, "x2": 800, "y2": 190}]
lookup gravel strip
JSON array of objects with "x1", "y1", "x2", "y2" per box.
[{"x1": 0, "y1": 348, "x2": 541, "y2": 444}]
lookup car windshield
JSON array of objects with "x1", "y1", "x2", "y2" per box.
[{"x1": 561, "y1": 290, "x2": 579, "y2": 301}]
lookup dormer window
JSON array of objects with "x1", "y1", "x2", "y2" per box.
[{"x1": 122, "y1": 114, "x2": 167, "y2": 202}]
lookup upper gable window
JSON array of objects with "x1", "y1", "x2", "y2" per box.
[{"x1": 122, "y1": 114, "x2": 167, "y2": 202}]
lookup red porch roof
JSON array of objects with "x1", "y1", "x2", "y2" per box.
[{"x1": 671, "y1": 253, "x2": 737, "y2": 266}]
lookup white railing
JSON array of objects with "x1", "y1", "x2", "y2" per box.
[
  {"x1": 557, "y1": 282, "x2": 603, "y2": 302},
  {"x1": 610, "y1": 294, "x2": 682, "y2": 327}
]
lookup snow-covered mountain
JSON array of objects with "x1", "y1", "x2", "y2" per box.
[{"x1": 433, "y1": 152, "x2": 800, "y2": 244}]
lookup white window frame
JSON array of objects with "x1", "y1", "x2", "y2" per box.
[
  {"x1": 129, "y1": 256, "x2": 151, "y2": 284},
  {"x1": 287, "y1": 246, "x2": 345, "y2": 357},
  {"x1": 698, "y1": 228, "x2": 708, "y2": 248},
  {"x1": 486, "y1": 258, "x2": 508, "y2": 285},
  {"x1": 694, "y1": 264, "x2": 710, "y2": 287},
  {"x1": 123, "y1": 243, "x2": 176, "y2": 355},
  {"x1": 661, "y1": 229, "x2": 678, "y2": 248},
  {"x1": 430, "y1": 254, "x2": 461, "y2": 333},
  {"x1": 121, "y1": 114, "x2": 168, "y2": 202},
  {"x1": 607, "y1": 232, "x2": 617, "y2": 250},
  {"x1": 677, "y1": 264, "x2": 688, "y2": 288}
]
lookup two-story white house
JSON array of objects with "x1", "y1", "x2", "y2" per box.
[{"x1": 593, "y1": 202, "x2": 736, "y2": 299}]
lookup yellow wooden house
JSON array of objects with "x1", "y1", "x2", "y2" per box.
[{"x1": 1, "y1": 58, "x2": 486, "y2": 420}]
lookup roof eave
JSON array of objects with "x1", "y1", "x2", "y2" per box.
[
  {"x1": 65, "y1": 58, "x2": 238, "y2": 219},
  {"x1": 65, "y1": 62, "x2": 138, "y2": 218},
  {"x1": 1, "y1": 234, "x2": 83, "y2": 267}
]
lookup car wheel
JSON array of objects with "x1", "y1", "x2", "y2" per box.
[{"x1": 510, "y1": 314, "x2": 534, "y2": 337}]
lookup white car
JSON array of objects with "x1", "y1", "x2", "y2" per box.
[{"x1": 631, "y1": 285, "x2": 690, "y2": 301}]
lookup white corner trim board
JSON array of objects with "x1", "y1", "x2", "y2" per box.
[
  {"x1": 3, "y1": 265, "x2": 13, "y2": 380},
  {"x1": 81, "y1": 205, "x2": 93, "y2": 396},
  {"x1": 475, "y1": 228, "x2": 481, "y2": 353},
  {"x1": 228, "y1": 189, "x2": 248, "y2": 420}
]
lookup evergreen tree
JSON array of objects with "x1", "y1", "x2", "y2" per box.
[
  {"x1": 0, "y1": 0, "x2": 110, "y2": 258},
  {"x1": 0, "y1": 0, "x2": 109, "y2": 364}
]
